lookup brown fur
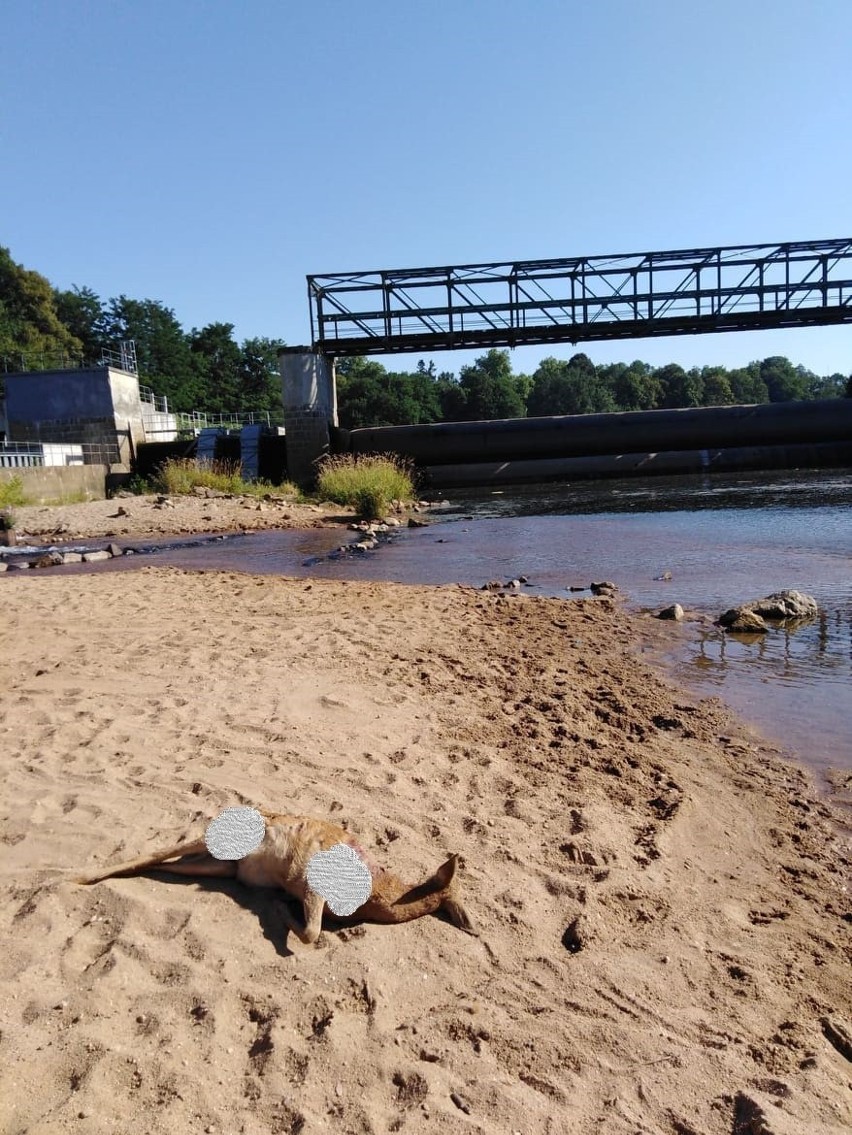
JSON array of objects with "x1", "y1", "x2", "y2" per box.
[{"x1": 75, "y1": 810, "x2": 477, "y2": 945}]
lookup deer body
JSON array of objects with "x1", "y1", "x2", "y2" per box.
[{"x1": 76, "y1": 810, "x2": 476, "y2": 946}]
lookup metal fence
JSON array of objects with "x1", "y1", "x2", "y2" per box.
[
  {"x1": 173, "y1": 410, "x2": 283, "y2": 433},
  {"x1": 139, "y1": 384, "x2": 169, "y2": 413},
  {"x1": 0, "y1": 442, "x2": 86, "y2": 468},
  {"x1": 1, "y1": 340, "x2": 138, "y2": 376}
]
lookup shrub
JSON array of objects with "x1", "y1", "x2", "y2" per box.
[
  {"x1": 153, "y1": 457, "x2": 300, "y2": 500},
  {"x1": 0, "y1": 475, "x2": 26, "y2": 509},
  {"x1": 315, "y1": 453, "x2": 415, "y2": 519},
  {"x1": 155, "y1": 457, "x2": 245, "y2": 496},
  {"x1": 0, "y1": 507, "x2": 17, "y2": 531}
]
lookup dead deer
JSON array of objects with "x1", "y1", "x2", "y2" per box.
[{"x1": 76, "y1": 809, "x2": 477, "y2": 945}]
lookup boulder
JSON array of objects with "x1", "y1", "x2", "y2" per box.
[
  {"x1": 82, "y1": 550, "x2": 112, "y2": 563},
  {"x1": 719, "y1": 608, "x2": 769, "y2": 633},
  {"x1": 107, "y1": 543, "x2": 124, "y2": 558},
  {"x1": 657, "y1": 603, "x2": 684, "y2": 621},
  {"x1": 62, "y1": 552, "x2": 83, "y2": 564},
  {"x1": 590, "y1": 581, "x2": 618, "y2": 596},
  {"x1": 719, "y1": 590, "x2": 818, "y2": 631},
  {"x1": 750, "y1": 590, "x2": 819, "y2": 620},
  {"x1": 35, "y1": 551, "x2": 64, "y2": 569}
]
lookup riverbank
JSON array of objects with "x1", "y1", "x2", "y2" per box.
[
  {"x1": 1, "y1": 570, "x2": 850, "y2": 1134},
  {"x1": 8, "y1": 491, "x2": 357, "y2": 541}
]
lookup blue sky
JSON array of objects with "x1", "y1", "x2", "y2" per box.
[{"x1": 3, "y1": 0, "x2": 850, "y2": 379}]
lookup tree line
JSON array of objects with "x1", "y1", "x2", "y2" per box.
[
  {"x1": 0, "y1": 245, "x2": 283, "y2": 416},
  {"x1": 2, "y1": 244, "x2": 850, "y2": 428},
  {"x1": 335, "y1": 347, "x2": 851, "y2": 428}
]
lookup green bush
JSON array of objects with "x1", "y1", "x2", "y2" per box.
[
  {"x1": 316, "y1": 453, "x2": 415, "y2": 519},
  {"x1": 0, "y1": 507, "x2": 17, "y2": 531},
  {"x1": 0, "y1": 475, "x2": 26, "y2": 508}
]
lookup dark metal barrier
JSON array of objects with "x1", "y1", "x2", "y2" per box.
[{"x1": 349, "y1": 399, "x2": 852, "y2": 467}]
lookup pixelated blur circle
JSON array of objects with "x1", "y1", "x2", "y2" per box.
[
  {"x1": 204, "y1": 806, "x2": 266, "y2": 860},
  {"x1": 306, "y1": 843, "x2": 373, "y2": 917}
]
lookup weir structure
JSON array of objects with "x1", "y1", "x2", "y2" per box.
[{"x1": 279, "y1": 237, "x2": 852, "y2": 485}]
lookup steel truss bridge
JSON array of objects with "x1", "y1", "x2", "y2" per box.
[{"x1": 307, "y1": 238, "x2": 852, "y2": 357}]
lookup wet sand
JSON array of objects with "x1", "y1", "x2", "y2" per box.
[{"x1": 1, "y1": 566, "x2": 850, "y2": 1134}]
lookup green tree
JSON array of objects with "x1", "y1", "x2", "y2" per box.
[
  {"x1": 405, "y1": 367, "x2": 444, "y2": 423},
  {"x1": 0, "y1": 246, "x2": 82, "y2": 365},
  {"x1": 804, "y1": 371, "x2": 845, "y2": 400},
  {"x1": 700, "y1": 366, "x2": 735, "y2": 406},
  {"x1": 336, "y1": 356, "x2": 446, "y2": 428},
  {"x1": 600, "y1": 360, "x2": 662, "y2": 411},
  {"x1": 240, "y1": 337, "x2": 285, "y2": 415},
  {"x1": 105, "y1": 295, "x2": 198, "y2": 409},
  {"x1": 189, "y1": 322, "x2": 243, "y2": 414},
  {"x1": 335, "y1": 357, "x2": 397, "y2": 428},
  {"x1": 513, "y1": 372, "x2": 534, "y2": 410},
  {"x1": 728, "y1": 363, "x2": 769, "y2": 403},
  {"x1": 457, "y1": 349, "x2": 526, "y2": 420},
  {"x1": 53, "y1": 285, "x2": 109, "y2": 362},
  {"x1": 759, "y1": 356, "x2": 808, "y2": 402},
  {"x1": 528, "y1": 354, "x2": 616, "y2": 416},
  {"x1": 656, "y1": 363, "x2": 704, "y2": 408},
  {"x1": 436, "y1": 372, "x2": 467, "y2": 420}
]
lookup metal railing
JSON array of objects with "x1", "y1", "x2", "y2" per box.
[
  {"x1": 0, "y1": 441, "x2": 86, "y2": 468},
  {"x1": 1, "y1": 442, "x2": 45, "y2": 468},
  {"x1": 2, "y1": 339, "x2": 139, "y2": 375},
  {"x1": 139, "y1": 384, "x2": 169, "y2": 413},
  {"x1": 173, "y1": 410, "x2": 283, "y2": 432},
  {"x1": 2, "y1": 351, "x2": 85, "y2": 374}
]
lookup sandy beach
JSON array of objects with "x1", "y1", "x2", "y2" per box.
[
  {"x1": 11, "y1": 492, "x2": 359, "y2": 542},
  {"x1": 1, "y1": 533, "x2": 851, "y2": 1132}
]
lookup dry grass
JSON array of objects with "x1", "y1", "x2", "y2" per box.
[{"x1": 316, "y1": 453, "x2": 415, "y2": 518}]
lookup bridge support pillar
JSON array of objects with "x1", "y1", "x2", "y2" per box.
[{"x1": 278, "y1": 349, "x2": 338, "y2": 488}]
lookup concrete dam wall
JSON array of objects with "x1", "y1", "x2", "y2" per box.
[{"x1": 347, "y1": 399, "x2": 852, "y2": 486}]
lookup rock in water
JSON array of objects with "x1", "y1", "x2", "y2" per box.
[
  {"x1": 35, "y1": 551, "x2": 64, "y2": 569},
  {"x1": 750, "y1": 590, "x2": 819, "y2": 620},
  {"x1": 719, "y1": 590, "x2": 818, "y2": 632},
  {"x1": 719, "y1": 608, "x2": 769, "y2": 633},
  {"x1": 657, "y1": 603, "x2": 684, "y2": 621},
  {"x1": 590, "y1": 581, "x2": 618, "y2": 596}
]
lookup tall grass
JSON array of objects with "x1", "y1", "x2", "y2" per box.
[
  {"x1": 154, "y1": 458, "x2": 300, "y2": 500},
  {"x1": 316, "y1": 453, "x2": 415, "y2": 519},
  {"x1": 0, "y1": 474, "x2": 27, "y2": 508}
]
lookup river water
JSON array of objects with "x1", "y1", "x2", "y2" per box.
[{"x1": 12, "y1": 468, "x2": 852, "y2": 779}]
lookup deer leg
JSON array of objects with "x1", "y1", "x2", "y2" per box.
[
  {"x1": 279, "y1": 889, "x2": 326, "y2": 945},
  {"x1": 149, "y1": 852, "x2": 238, "y2": 879}
]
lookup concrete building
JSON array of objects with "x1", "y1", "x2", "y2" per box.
[{"x1": 1, "y1": 365, "x2": 176, "y2": 463}]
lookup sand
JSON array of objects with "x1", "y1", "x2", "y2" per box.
[
  {"x1": 1, "y1": 559, "x2": 851, "y2": 1134},
  {"x1": 11, "y1": 493, "x2": 366, "y2": 542}
]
